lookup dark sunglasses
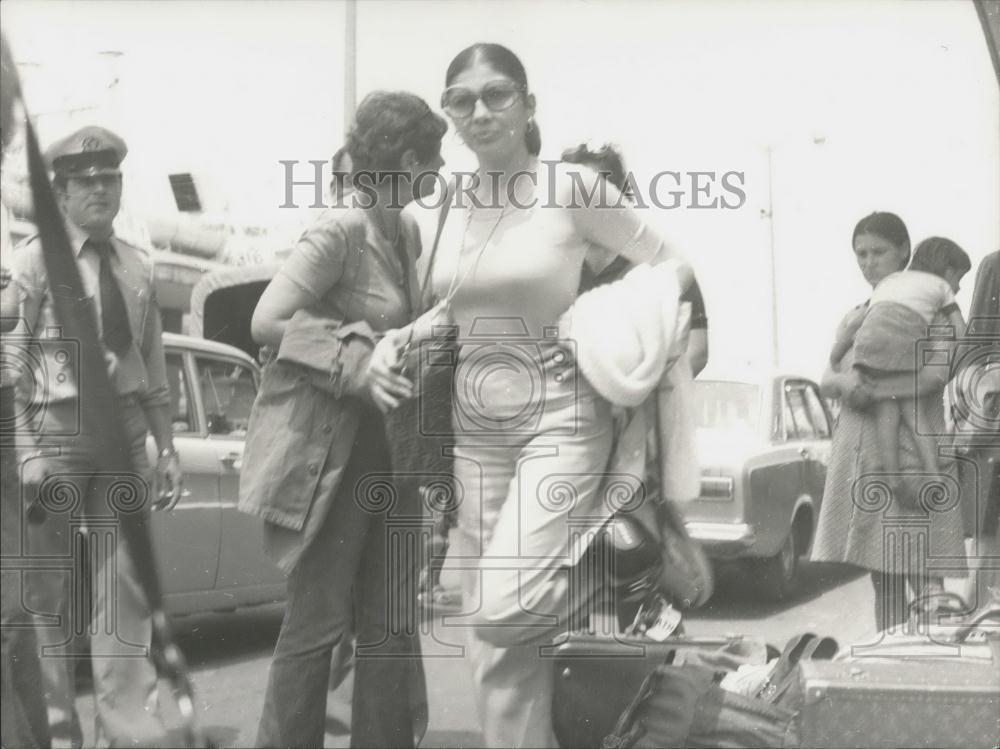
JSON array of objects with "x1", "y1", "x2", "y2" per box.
[{"x1": 441, "y1": 81, "x2": 524, "y2": 119}]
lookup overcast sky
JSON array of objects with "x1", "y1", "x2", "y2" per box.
[{"x1": 2, "y1": 0, "x2": 997, "y2": 378}]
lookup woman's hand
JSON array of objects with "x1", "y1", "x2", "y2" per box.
[
  {"x1": 842, "y1": 369, "x2": 875, "y2": 411},
  {"x1": 366, "y1": 329, "x2": 415, "y2": 413}
]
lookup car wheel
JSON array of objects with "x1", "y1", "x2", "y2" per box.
[{"x1": 756, "y1": 531, "x2": 798, "y2": 602}]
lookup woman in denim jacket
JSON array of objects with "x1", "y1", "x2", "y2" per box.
[{"x1": 239, "y1": 92, "x2": 446, "y2": 748}]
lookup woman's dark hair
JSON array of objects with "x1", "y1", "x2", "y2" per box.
[
  {"x1": 852, "y1": 211, "x2": 911, "y2": 267},
  {"x1": 345, "y1": 91, "x2": 446, "y2": 175},
  {"x1": 330, "y1": 145, "x2": 353, "y2": 198},
  {"x1": 445, "y1": 43, "x2": 541, "y2": 156},
  {"x1": 561, "y1": 143, "x2": 631, "y2": 198},
  {"x1": 910, "y1": 237, "x2": 972, "y2": 277}
]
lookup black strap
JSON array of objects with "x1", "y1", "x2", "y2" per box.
[
  {"x1": 396, "y1": 181, "x2": 455, "y2": 364},
  {"x1": 419, "y1": 180, "x2": 455, "y2": 313},
  {"x1": 23, "y1": 120, "x2": 207, "y2": 747},
  {"x1": 389, "y1": 233, "x2": 415, "y2": 321},
  {"x1": 389, "y1": 182, "x2": 454, "y2": 325}
]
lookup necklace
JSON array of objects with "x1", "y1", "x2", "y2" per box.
[{"x1": 443, "y1": 205, "x2": 508, "y2": 305}]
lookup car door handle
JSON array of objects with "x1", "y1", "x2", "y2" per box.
[{"x1": 219, "y1": 452, "x2": 243, "y2": 471}]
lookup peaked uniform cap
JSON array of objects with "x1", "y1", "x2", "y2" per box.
[{"x1": 44, "y1": 125, "x2": 127, "y2": 177}]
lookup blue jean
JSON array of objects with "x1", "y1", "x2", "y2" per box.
[{"x1": 256, "y1": 412, "x2": 425, "y2": 748}]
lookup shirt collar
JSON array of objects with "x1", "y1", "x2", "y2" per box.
[{"x1": 67, "y1": 220, "x2": 116, "y2": 258}]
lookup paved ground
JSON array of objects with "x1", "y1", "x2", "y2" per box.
[{"x1": 67, "y1": 560, "x2": 883, "y2": 748}]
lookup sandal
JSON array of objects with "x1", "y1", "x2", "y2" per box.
[
  {"x1": 800, "y1": 636, "x2": 839, "y2": 661},
  {"x1": 755, "y1": 632, "x2": 816, "y2": 702},
  {"x1": 909, "y1": 591, "x2": 972, "y2": 619}
]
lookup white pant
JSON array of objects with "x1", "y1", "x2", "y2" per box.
[{"x1": 450, "y1": 339, "x2": 615, "y2": 748}]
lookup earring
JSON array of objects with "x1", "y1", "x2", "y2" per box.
[{"x1": 527, "y1": 117, "x2": 536, "y2": 135}]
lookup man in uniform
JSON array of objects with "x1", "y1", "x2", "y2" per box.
[{"x1": 12, "y1": 124, "x2": 183, "y2": 748}]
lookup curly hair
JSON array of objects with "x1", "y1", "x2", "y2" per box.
[
  {"x1": 561, "y1": 143, "x2": 630, "y2": 198},
  {"x1": 345, "y1": 91, "x2": 447, "y2": 176}
]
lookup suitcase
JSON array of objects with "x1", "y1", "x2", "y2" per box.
[
  {"x1": 550, "y1": 632, "x2": 767, "y2": 748},
  {"x1": 795, "y1": 650, "x2": 1000, "y2": 749}
]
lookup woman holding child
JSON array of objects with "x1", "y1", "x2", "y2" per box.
[{"x1": 812, "y1": 211, "x2": 968, "y2": 632}]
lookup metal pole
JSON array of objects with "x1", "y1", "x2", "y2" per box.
[
  {"x1": 343, "y1": 0, "x2": 357, "y2": 134},
  {"x1": 765, "y1": 145, "x2": 779, "y2": 368}
]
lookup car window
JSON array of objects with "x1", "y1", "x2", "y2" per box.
[
  {"x1": 803, "y1": 385, "x2": 832, "y2": 439},
  {"x1": 780, "y1": 390, "x2": 796, "y2": 441},
  {"x1": 195, "y1": 356, "x2": 258, "y2": 437},
  {"x1": 784, "y1": 385, "x2": 817, "y2": 441},
  {"x1": 165, "y1": 352, "x2": 195, "y2": 434},
  {"x1": 694, "y1": 381, "x2": 761, "y2": 434}
]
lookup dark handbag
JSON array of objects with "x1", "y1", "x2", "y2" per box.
[
  {"x1": 383, "y1": 184, "x2": 456, "y2": 507},
  {"x1": 551, "y1": 633, "x2": 768, "y2": 748}
]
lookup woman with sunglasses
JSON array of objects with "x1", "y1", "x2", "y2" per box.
[{"x1": 373, "y1": 43, "x2": 693, "y2": 748}]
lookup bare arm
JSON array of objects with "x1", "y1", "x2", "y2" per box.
[
  {"x1": 688, "y1": 329, "x2": 708, "y2": 378},
  {"x1": 564, "y1": 165, "x2": 694, "y2": 291},
  {"x1": 250, "y1": 273, "x2": 317, "y2": 349}
]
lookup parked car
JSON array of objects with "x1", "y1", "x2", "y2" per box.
[
  {"x1": 682, "y1": 373, "x2": 833, "y2": 600},
  {"x1": 148, "y1": 332, "x2": 285, "y2": 615}
]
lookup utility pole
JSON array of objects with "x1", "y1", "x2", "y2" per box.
[
  {"x1": 343, "y1": 0, "x2": 357, "y2": 134},
  {"x1": 764, "y1": 144, "x2": 780, "y2": 368},
  {"x1": 761, "y1": 136, "x2": 826, "y2": 369}
]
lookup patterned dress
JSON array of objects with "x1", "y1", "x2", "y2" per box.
[{"x1": 812, "y1": 304, "x2": 967, "y2": 578}]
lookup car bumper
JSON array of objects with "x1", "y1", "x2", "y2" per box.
[{"x1": 685, "y1": 522, "x2": 756, "y2": 557}]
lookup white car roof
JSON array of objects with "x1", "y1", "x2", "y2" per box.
[{"x1": 163, "y1": 331, "x2": 257, "y2": 367}]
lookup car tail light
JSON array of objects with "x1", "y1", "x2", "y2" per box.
[{"x1": 699, "y1": 476, "x2": 734, "y2": 500}]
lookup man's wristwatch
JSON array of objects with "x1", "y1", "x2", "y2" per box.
[{"x1": 158, "y1": 447, "x2": 178, "y2": 460}]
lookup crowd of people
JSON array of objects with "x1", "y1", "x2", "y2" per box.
[{"x1": 1, "y1": 33, "x2": 997, "y2": 749}]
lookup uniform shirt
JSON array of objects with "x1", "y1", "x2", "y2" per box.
[
  {"x1": 11, "y1": 220, "x2": 170, "y2": 410},
  {"x1": 869, "y1": 269, "x2": 958, "y2": 323}
]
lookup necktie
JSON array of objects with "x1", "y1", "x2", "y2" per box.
[{"x1": 89, "y1": 239, "x2": 133, "y2": 355}]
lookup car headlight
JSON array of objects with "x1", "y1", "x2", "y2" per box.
[{"x1": 699, "y1": 476, "x2": 734, "y2": 500}]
